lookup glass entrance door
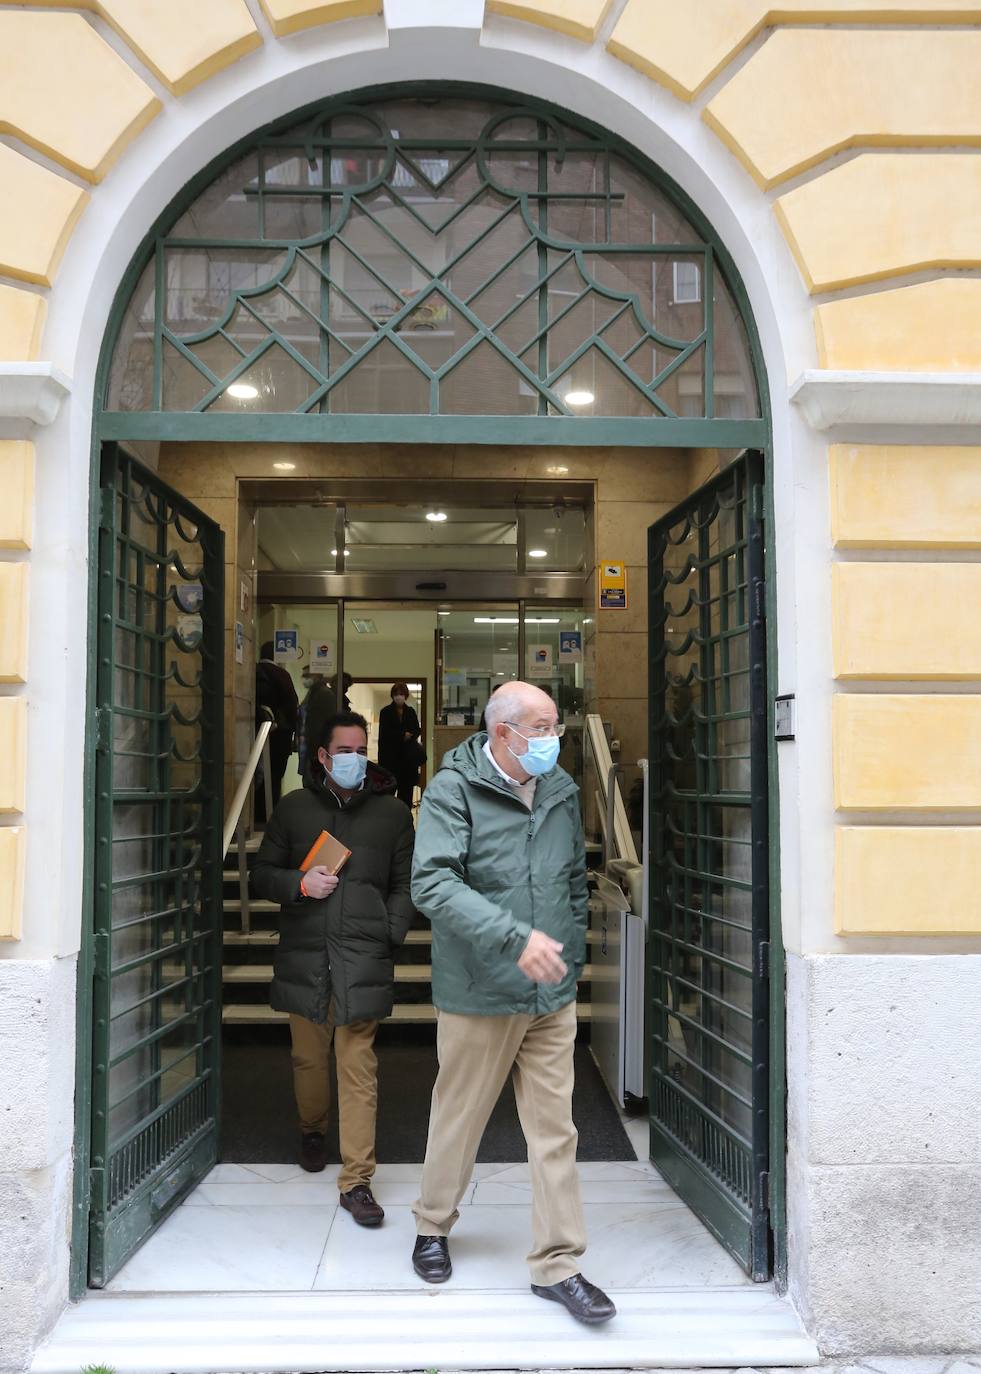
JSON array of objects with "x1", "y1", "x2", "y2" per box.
[
  {"x1": 647, "y1": 451, "x2": 771, "y2": 1280},
  {"x1": 88, "y1": 445, "x2": 224, "y2": 1286}
]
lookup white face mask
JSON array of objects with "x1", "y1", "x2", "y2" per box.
[{"x1": 393, "y1": 694, "x2": 406, "y2": 706}]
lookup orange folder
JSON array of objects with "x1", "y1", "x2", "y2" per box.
[{"x1": 300, "y1": 828, "x2": 352, "y2": 876}]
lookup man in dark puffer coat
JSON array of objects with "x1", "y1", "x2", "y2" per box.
[{"x1": 252, "y1": 710, "x2": 414, "y2": 1227}]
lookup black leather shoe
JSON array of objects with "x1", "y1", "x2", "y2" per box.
[
  {"x1": 299, "y1": 1131, "x2": 327, "y2": 1173},
  {"x1": 531, "y1": 1273, "x2": 616, "y2": 1325},
  {"x1": 412, "y1": 1234, "x2": 452, "y2": 1283}
]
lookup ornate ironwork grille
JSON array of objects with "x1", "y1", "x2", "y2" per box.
[
  {"x1": 647, "y1": 452, "x2": 770, "y2": 1279},
  {"x1": 106, "y1": 92, "x2": 760, "y2": 423},
  {"x1": 89, "y1": 446, "x2": 224, "y2": 1286}
]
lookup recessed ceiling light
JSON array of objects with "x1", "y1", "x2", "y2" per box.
[
  {"x1": 272, "y1": 461, "x2": 296, "y2": 471},
  {"x1": 474, "y1": 617, "x2": 519, "y2": 624},
  {"x1": 564, "y1": 389, "x2": 594, "y2": 407},
  {"x1": 227, "y1": 382, "x2": 259, "y2": 400},
  {"x1": 546, "y1": 464, "x2": 569, "y2": 476},
  {"x1": 437, "y1": 610, "x2": 450, "y2": 616},
  {"x1": 528, "y1": 549, "x2": 548, "y2": 558},
  {"x1": 426, "y1": 510, "x2": 448, "y2": 522},
  {"x1": 330, "y1": 549, "x2": 338, "y2": 556},
  {"x1": 523, "y1": 617, "x2": 560, "y2": 623}
]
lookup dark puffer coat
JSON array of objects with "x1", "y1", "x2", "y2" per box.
[{"x1": 251, "y1": 763, "x2": 415, "y2": 1024}]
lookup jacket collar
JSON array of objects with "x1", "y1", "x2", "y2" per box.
[{"x1": 443, "y1": 731, "x2": 576, "y2": 809}]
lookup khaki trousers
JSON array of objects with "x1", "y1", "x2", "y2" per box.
[
  {"x1": 288, "y1": 1005, "x2": 379, "y2": 1193},
  {"x1": 413, "y1": 999, "x2": 586, "y2": 1286}
]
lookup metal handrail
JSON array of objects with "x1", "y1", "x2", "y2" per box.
[
  {"x1": 584, "y1": 713, "x2": 639, "y2": 868},
  {"x1": 221, "y1": 719, "x2": 274, "y2": 938},
  {"x1": 222, "y1": 719, "x2": 273, "y2": 858}
]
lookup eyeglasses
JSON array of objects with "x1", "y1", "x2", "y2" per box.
[{"x1": 505, "y1": 721, "x2": 566, "y2": 740}]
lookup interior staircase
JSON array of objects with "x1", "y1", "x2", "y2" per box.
[{"x1": 219, "y1": 834, "x2": 606, "y2": 1026}]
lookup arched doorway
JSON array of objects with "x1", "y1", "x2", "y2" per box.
[{"x1": 80, "y1": 83, "x2": 779, "y2": 1294}]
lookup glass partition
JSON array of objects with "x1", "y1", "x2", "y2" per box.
[
  {"x1": 345, "y1": 506, "x2": 517, "y2": 572},
  {"x1": 438, "y1": 607, "x2": 518, "y2": 725},
  {"x1": 256, "y1": 601, "x2": 342, "y2": 796}
]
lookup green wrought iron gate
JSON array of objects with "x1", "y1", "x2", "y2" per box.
[
  {"x1": 647, "y1": 450, "x2": 771, "y2": 1280},
  {"x1": 88, "y1": 444, "x2": 224, "y2": 1286}
]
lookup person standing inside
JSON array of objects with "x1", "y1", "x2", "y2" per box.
[
  {"x1": 255, "y1": 640, "x2": 299, "y2": 823},
  {"x1": 378, "y1": 681, "x2": 423, "y2": 808},
  {"x1": 409, "y1": 682, "x2": 615, "y2": 1325},
  {"x1": 252, "y1": 711, "x2": 415, "y2": 1227}
]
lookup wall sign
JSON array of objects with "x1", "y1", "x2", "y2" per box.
[
  {"x1": 527, "y1": 644, "x2": 553, "y2": 677},
  {"x1": 559, "y1": 630, "x2": 582, "y2": 663},
  {"x1": 600, "y1": 561, "x2": 627, "y2": 610},
  {"x1": 310, "y1": 639, "x2": 335, "y2": 671},
  {"x1": 274, "y1": 628, "x2": 299, "y2": 662}
]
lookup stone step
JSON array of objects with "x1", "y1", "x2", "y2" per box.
[
  {"x1": 221, "y1": 962, "x2": 600, "y2": 985},
  {"x1": 222, "y1": 1002, "x2": 595, "y2": 1025},
  {"x1": 30, "y1": 1288, "x2": 818, "y2": 1374},
  {"x1": 223, "y1": 928, "x2": 604, "y2": 947},
  {"x1": 222, "y1": 829, "x2": 262, "y2": 851}
]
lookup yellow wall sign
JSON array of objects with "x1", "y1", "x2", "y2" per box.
[{"x1": 600, "y1": 561, "x2": 627, "y2": 610}]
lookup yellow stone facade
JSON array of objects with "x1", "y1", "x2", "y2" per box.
[
  {"x1": 0, "y1": 826, "x2": 25, "y2": 941},
  {"x1": 1, "y1": 1, "x2": 979, "y2": 952},
  {"x1": 0, "y1": 443, "x2": 35, "y2": 550}
]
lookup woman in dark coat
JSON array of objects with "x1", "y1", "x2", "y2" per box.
[{"x1": 377, "y1": 681, "x2": 423, "y2": 808}]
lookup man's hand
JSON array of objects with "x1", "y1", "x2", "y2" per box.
[
  {"x1": 302, "y1": 866, "x2": 339, "y2": 900},
  {"x1": 517, "y1": 929, "x2": 567, "y2": 984}
]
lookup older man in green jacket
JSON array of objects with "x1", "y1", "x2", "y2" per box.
[{"x1": 410, "y1": 681, "x2": 615, "y2": 1326}]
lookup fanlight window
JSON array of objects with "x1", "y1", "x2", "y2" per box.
[{"x1": 107, "y1": 93, "x2": 759, "y2": 421}]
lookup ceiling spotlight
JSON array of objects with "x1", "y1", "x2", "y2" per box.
[
  {"x1": 564, "y1": 389, "x2": 594, "y2": 407},
  {"x1": 528, "y1": 549, "x2": 548, "y2": 559},
  {"x1": 426, "y1": 510, "x2": 448, "y2": 522},
  {"x1": 272, "y1": 461, "x2": 296, "y2": 471},
  {"x1": 227, "y1": 382, "x2": 259, "y2": 400}
]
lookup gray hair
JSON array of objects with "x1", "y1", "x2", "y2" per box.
[{"x1": 483, "y1": 681, "x2": 543, "y2": 733}]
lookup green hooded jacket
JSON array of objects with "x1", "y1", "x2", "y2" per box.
[
  {"x1": 410, "y1": 732, "x2": 588, "y2": 1016},
  {"x1": 251, "y1": 762, "x2": 415, "y2": 1025}
]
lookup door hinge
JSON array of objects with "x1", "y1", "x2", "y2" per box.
[
  {"x1": 756, "y1": 940, "x2": 770, "y2": 980},
  {"x1": 758, "y1": 1169, "x2": 770, "y2": 1216},
  {"x1": 98, "y1": 486, "x2": 114, "y2": 531},
  {"x1": 88, "y1": 1165, "x2": 105, "y2": 1211},
  {"x1": 753, "y1": 574, "x2": 766, "y2": 621},
  {"x1": 95, "y1": 706, "x2": 112, "y2": 753}
]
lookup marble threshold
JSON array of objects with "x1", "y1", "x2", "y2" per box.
[{"x1": 32, "y1": 1161, "x2": 817, "y2": 1373}]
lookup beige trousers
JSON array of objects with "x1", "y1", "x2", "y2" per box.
[
  {"x1": 413, "y1": 999, "x2": 586, "y2": 1286},
  {"x1": 288, "y1": 1005, "x2": 379, "y2": 1193}
]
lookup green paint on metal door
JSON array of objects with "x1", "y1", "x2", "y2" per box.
[
  {"x1": 647, "y1": 451, "x2": 771, "y2": 1280},
  {"x1": 87, "y1": 444, "x2": 224, "y2": 1287}
]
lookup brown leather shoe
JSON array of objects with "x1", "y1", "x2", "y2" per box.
[
  {"x1": 531, "y1": 1273, "x2": 617, "y2": 1324},
  {"x1": 339, "y1": 1184, "x2": 385, "y2": 1227},
  {"x1": 299, "y1": 1131, "x2": 327, "y2": 1173}
]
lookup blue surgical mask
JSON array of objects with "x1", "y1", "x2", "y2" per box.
[
  {"x1": 326, "y1": 752, "x2": 367, "y2": 790},
  {"x1": 506, "y1": 728, "x2": 561, "y2": 776}
]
